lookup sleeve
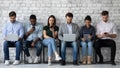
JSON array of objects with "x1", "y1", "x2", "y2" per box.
[
  {"x1": 2, "y1": 23, "x2": 7, "y2": 39},
  {"x1": 43, "y1": 26, "x2": 47, "y2": 30},
  {"x1": 38, "y1": 24, "x2": 43, "y2": 40},
  {"x1": 79, "y1": 26, "x2": 84, "y2": 39},
  {"x1": 19, "y1": 23, "x2": 24, "y2": 38},
  {"x1": 96, "y1": 23, "x2": 100, "y2": 35},
  {"x1": 23, "y1": 23, "x2": 28, "y2": 33},
  {"x1": 54, "y1": 26, "x2": 59, "y2": 32},
  {"x1": 58, "y1": 24, "x2": 63, "y2": 40},
  {"x1": 112, "y1": 24, "x2": 117, "y2": 34},
  {"x1": 76, "y1": 25, "x2": 80, "y2": 40},
  {"x1": 91, "y1": 26, "x2": 96, "y2": 40}
]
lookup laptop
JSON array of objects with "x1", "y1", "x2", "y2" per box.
[
  {"x1": 63, "y1": 34, "x2": 76, "y2": 41},
  {"x1": 5, "y1": 34, "x2": 19, "y2": 41}
]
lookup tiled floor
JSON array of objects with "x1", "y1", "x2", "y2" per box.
[{"x1": 0, "y1": 63, "x2": 120, "y2": 68}]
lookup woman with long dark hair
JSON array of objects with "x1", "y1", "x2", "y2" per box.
[{"x1": 42, "y1": 15, "x2": 61, "y2": 65}]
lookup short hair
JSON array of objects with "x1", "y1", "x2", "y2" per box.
[
  {"x1": 65, "y1": 12, "x2": 73, "y2": 18},
  {"x1": 84, "y1": 15, "x2": 92, "y2": 22},
  {"x1": 47, "y1": 15, "x2": 56, "y2": 26},
  {"x1": 30, "y1": 14, "x2": 36, "y2": 20},
  {"x1": 9, "y1": 11, "x2": 16, "y2": 17},
  {"x1": 101, "y1": 11, "x2": 109, "y2": 16}
]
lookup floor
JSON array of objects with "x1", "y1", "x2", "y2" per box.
[{"x1": 0, "y1": 63, "x2": 120, "y2": 68}]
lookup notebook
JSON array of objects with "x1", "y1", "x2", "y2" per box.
[
  {"x1": 63, "y1": 34, "x2": 76, "y2": 41},
  {"x1": 5, "y1": 34, "x2": 19, "y2": 41}
]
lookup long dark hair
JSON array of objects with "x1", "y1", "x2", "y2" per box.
[{"x1": 47, "y1": 15, "x2": 56, "y2": 27}]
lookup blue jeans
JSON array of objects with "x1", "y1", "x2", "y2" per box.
[
  {"x1": 61, "y1": 41, "x2": 78, "y2": 61},
  {"x1": 24, "y1": 40, "x2": 42, "y2": 57},
  {"x1": 42, "y1": 38, "x2": 57, "y2": 57},
  {"x1": 3, "y1": 41, "x2": 22, "y2": 60},
  {"x1": 81, "y1": 41, "x2": 93, "y2": 57}
]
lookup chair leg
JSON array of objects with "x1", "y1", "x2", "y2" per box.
[
  {"x1": 94, "y1": 49, "x2": 97, "y2": 63},
  {"x1": 21, "y1": 51, "x2": 23, "y2": 63},
  {"x1": 24, "y1": 52, "x2": 26, "y2": 63},
  {"x1": 43, "y1": 46, "x2": 45, "y2": 63},
  {"x1": 59, "y1": 46, "x2": 61, "y2": 57},
  {"x1": 39, "y1": 53, "x2": 41, "y2": 63},
  {"x1": 78, "y1": 47, "x2": 80, "y2": 63},
  {"x1": 93, "y1": 49, "x2": 95, "y2": 64}
]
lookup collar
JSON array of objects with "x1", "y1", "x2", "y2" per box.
[
  {"x1": 66, "y1": 22, "x2": 72, "y2": 26},
  {"x1": 84, "y1": 25, "x2": 92, "y2": 28},
  {"x1": 9, "y1": 20, "x2": 17, "y2": 24},
  {"x1": 29, "y1": 23, "x2": 37, "y2": 26},
  {"x1": 101, "y1": 20, "x2": 110, "y2": 24}
]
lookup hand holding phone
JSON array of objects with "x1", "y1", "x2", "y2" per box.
[
  {"x1": 104, "y1": 32, "x2": 108, "y2": 35},
  {"x1": 104, "y1": 32, "x2": 110, "y2": 37}
]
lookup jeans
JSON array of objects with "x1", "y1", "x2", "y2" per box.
[
  {"x1": 81, "y1": 41, "x2": 93, "y2": 57},
  {"x1": 61, "y1": 41, "x2": 78, "y2": 61},
  {"x1": 3, "y1": 41, "x2": 22, "y2": 60},
  {"x1": 24, "y1": 40, "x2": 42, "y2": 57},
  {"x1": 42, "y1": 38, "x2": 57, "y2": 57}
]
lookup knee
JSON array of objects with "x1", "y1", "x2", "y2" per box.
[
  {"x1": 49, "y1": 38, "x2": 55, "y2": 42},
  {"x1": 110, "y1": 40, "x2": 116, "y2": 47},
  {"x1": 94, "y1": 44, "x2": 99, "y2": 49},
  {"x1": 24, "y1": 41, "x2": 28, "y2": 45},
  {"x1": 72, "y1": 42, "x2": 77, "y2": 48},
  {"x1": 88, "y1": 42, "x2": 93, "y2": 47},
  {"x1": 72, "y1": 41, "x2": 77, "y2": 45},
  {"x1": 61, "y1": 41, "x2": 66, "y2": 46},
  {"x1": 15, "y1": 41, "x2": 22, "y2": 48},
  {"x1": 81, "y1": 42, "x2": 87, "y2": 46},
  {"x1": 3, "y1": 41, "x2": 9, "y2": 47},
  {"x1": 94, "y1": 41, "x2": 100, "y2": 48},
  {"x1": 72, "y1": 42, "x2": 77, "y2": 49},
  {"x1": 35, "y1": 42, "x2": 42, "y2": 49}
]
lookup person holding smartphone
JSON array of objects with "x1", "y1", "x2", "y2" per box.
[
  {"x1": 42, "y1": 15, "x2": 61, "y2": 66},
  {"x1": 24, "y1": 15, "x2": 43, "y2": 63},
  {"x1": 95, "y1": 11, "x2": 117, "y2": 65}
]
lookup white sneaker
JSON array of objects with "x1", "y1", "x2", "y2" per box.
[
  {"x1": 55, "y1": 55, "x2": 62, "y2": 61},
  {"x1": 27, "y1": 56, "x2": 33, "y2": 63},
  {"x1": 33, "y1": 56, "x2": 39, "y2": 63},
  {"x1": 13, "y1": 60, "x2": 20, "y2": 65},
  {"x1": 5, "y1": 60, "x2": 10, "y2": 65},
  {"x1": 48, "y1": 60, "x2": 51, "y2": 66}
]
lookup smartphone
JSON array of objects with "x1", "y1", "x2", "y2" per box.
[{"x1": 104, "y1": 32, "x2": 108, "y2": 34}]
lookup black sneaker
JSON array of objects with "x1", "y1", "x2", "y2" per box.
[
  {"x1": 73, "y1": 60, "x2": 79, "y2": 65},
  {"x1": 60, "y1": 60, "x2": 66, "y2": 65},
  {"x1": 98, "y1": 60, "x2": 103, "y2": 64},
  {"x1": 111, "y1": 61, "x2": 116, "y2": 65},
  {"x1": 98, "y1": 57, "x2": 103, "y2": 64}
]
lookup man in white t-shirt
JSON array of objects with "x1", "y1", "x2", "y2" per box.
[{"x1": 95, "y1": 11, "x2": 117, "y2": 65}]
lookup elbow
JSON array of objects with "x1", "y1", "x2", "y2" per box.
[{"x1": 43, "y1": 35, "x2": 46, "y2": 38}]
